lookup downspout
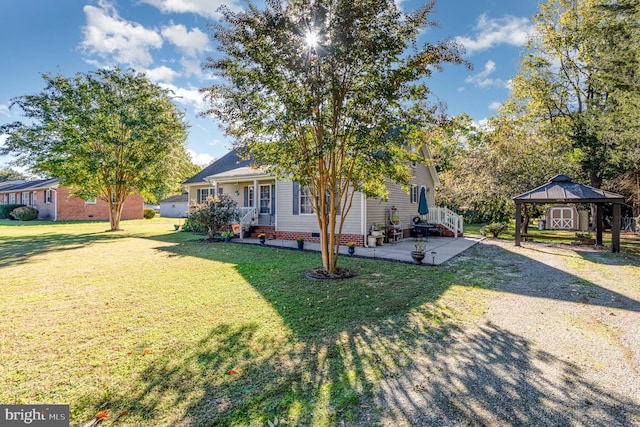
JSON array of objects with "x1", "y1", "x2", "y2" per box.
[
  {"x1": 51, "y1": 188, "x2": 58, "y2": 222},
  {"x1": 362, "y1": 192, "x2": 368, "y2": 247}
]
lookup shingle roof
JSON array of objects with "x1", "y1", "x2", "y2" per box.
[
  {"x1": 0, "y1": 178, "x2": 59, "y2": 192},
  {"x1": 159, "y1": 193, "x2": 189, "y2": 204},
  {"x1": 514, "y1": 175, "x2": 625, "y2": 203},
  {"x1": 183, "y1": 150, "x2": 258, "y2": 184}
]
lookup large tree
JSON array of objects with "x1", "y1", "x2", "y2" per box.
[
  {"x1": 1, "y1": 68, "x2": 190, "y2": 230},
  {"x1": 202, "y1": 0, "x2": 466, "y2": 273}
]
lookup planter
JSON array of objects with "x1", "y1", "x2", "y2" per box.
[
  {"x1": 297, "y1": 241, "x2": 304, "y2": 250},
  {"x1": 259, "y1": 237, "x2": 266, "y2": 245},
  {"x1": 371, "y1": 230, "x2": 384, "y2": 237},
  {"x1": 410, "y1": 250, "x2": 425, "y2": 265},
  {"x1": 224, "y1": 237, "x2": 231, "y2": 242},
  {"x1": 347, "y1": 246, "x2": 355, "y2": 256},
  {"x1": 174, "y1": 225, "x2": 180, "y2": 231}
]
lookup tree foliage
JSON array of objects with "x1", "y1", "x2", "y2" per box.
[
  {"x1": 202, "y1": 0, "x2": 467, "y2": 272},
  {"x1": 0, "y1": 167, "x2": 29, "y2": 182},
  {"x1": 1, "y1": 68, "x2": 190, "y2": 230},
  {"x1": 509, "y1": 0, "x2": 640, "y2": 213}
]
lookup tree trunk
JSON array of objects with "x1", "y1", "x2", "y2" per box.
[{"x1": 109, "y1": 197, "x2": 124, "y2": 231}]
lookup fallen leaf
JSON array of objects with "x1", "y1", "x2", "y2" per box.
[
  {"x1": 95, "y1": 409, "x2": 109, "y2": 419},
  {"x1": 610, "y1": 312, "x2": 616, "y2": 316},
  {"x1": 143, "y1": 349, "x2": 151, "y2": 355},
  {"x1": 228, "y1": 369, "x2": 239, "y2": 375},
  {"x1": 105, "y1": 303, "x2": 109, "y2": 306},
  {"x1": 116, "y1": 410, "x2": 128, "y2": 419}
]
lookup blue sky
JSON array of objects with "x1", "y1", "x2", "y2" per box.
[{"x1": 0, "y1": 0, "x2": 539, "y2": 169}]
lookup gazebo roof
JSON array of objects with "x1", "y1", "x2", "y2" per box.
[{"x1": 514, "y1": 174, "x2": 625, "y2": 204}]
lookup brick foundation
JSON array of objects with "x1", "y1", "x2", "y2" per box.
[{"x1": 275, "y1": 231, "x2": 365, "y2": 247}]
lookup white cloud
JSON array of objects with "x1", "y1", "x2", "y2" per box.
[
  {"x1": 145, "y1": 65, "x2": 180, "y2": 83},
  {"x1": 0, "y1": 104, "x2": 10, "y2": 117},
  {"x1": 81, "y1": 0, "x2": 163, "y2": 68},
  {"x1": 180, "y1": 58, "x2": 203, "y2": 78},
  {"x1": 0, "y1": 133, "x2": 8, "y2": 147},
  {"x1": 161, "y1": 23, "x2": 210, "y2": 57},
  {"x1": 187, "y1": 149, "x2": 216, "y2": 166},
  {"x1": 140, "y1": 0, "x2": 243, "y2": 19},
  {"x1": 464, "y1": 60, "x2": 508, "y2": 89},
  {"x1": 488, "y1": 101, "x2": 502, "y2": 110},
  {"x1": 456, "y1": 14, "x2": 534, "y2": 55},
  {"x1": 158, "y1": 83, "x2": 207, "y2": 112}
]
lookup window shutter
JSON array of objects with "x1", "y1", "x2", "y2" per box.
[
  {"x1": 271, "y1": 184, "x2": 276, "y2": 214},
  {"x1": 293, "y1": 182, "x2": 299, "y2": 215},
  {"x1": 244, "y1": 187, "x2": 248, "y2": 207}
]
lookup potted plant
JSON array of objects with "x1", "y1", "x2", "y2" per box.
[
  {"x1": 174, "y1": 224, "x2": 180, "y2": 231},
  {"x1": 221, "y1": 231, "x2": 234, "y2": 242},
  {"x1": 411, "y1": 239, "x2": 426, "y2": 264},
  {"x1": 258, "y1": 233, "x2": 266, "y2": 245},
  {"x1": 296, "y1": 235, "x2": 304, "y2": 250},
  {"x1": 371, "y1": 224, "x2": 384, "y2": 237},
  {"x1": 391, "y1": 215, "x2": 399, "y2": 225},
  {"x1": 347, "y1": 241, "x2": 356, "y2": 256}
]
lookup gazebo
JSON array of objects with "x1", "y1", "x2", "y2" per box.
[{"x1": 514, "y1": 175, "x2": 626, "y2": 252}]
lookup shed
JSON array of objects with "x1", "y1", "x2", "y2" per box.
[
  {"x1": 513, "y1": 175, "x2": 625, "y2": 252},
  {"x1": 159, "y1": 193, "x2": 189, "y2": 218}
]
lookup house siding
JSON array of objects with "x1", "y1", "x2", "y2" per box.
[
  {"x1": 366, "y1": 163, "x2": 436, "y2": 235},
  {"x1": 275, "y1": 181, "x2": 364, "y2": 244}
]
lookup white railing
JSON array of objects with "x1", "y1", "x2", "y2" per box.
[
  {"x1": 424, "y1": 206, "x2": 464, "y2": 238},
  {"x1": 237, "y1": 207, "x2": 257, "y2": 239}
]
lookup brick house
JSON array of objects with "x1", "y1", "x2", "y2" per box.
[{"x1": 0, "y1": 178, "x2": 143, "y2": 221}]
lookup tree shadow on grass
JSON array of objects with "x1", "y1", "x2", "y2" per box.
[
  {"x1": 0, "y1": 232, "x2": 126, "y2": 268},
  {"x1": 90, "y1": 235, "x2": 639, "y2": 425}
]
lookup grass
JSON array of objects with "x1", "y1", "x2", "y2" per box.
[{"x1": 0, "y1": 218, "x2": 531, "y2": 425}]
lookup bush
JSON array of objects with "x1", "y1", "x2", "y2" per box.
[
  {"x1": 143, "y1": 208, "x2": 156, "y2": 219},
  {"x1": 181, "y1": 217, "x2": 205, "y2": 233},
  {"x1": 0, "y1": 204, "x2": 26, "y2": 219},
  {"x1": 480, "y1": 222, "x2": 508, "y2": 238},
  {"x1": 188, "y1": 194, "x2": 239, "y2": 239},
  {"x1": 10, "y1": 206, "x2": 39, "y2": 221}
]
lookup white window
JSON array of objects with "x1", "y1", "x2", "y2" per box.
[
  {"x1": 44, "y1": 190, "x2": 52, "y2": 204},
  {"x1": 246, "y1": 186, "x2": 254, "y2": 207},
  {"x1": 259, "y1": 185, "x2": 271, "y2": 214},
  {"x1": 22, "y1": 192, "x2": 30, "y2": 206},
  {"x1": 300, "y1": 185, "x2": 314, "y2": 214},
  {"x1": 9, "y1": 193, "x2": 16, "y2": 204},
  {"x1": 32, "y1": 192, "x2": 37, "y2": 207},
  {"x1": 410, "y1": 184, "x2": 418, "y2": 204},
  {"x1": 197, "y1": 187, "x2": 214, "y2": 204},
  {"x1": 85, "y1": 197, "x2": 97, "y2": 205}
]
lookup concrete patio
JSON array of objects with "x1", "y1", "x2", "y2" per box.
[{"x1": 236, "y1": 234, "x2": 484, "y2": 265}]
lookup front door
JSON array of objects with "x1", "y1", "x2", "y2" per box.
[{"x1": 259, "y1": 184, "x2": 273, "y2": 225}]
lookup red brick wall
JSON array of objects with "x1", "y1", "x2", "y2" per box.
[
  {"x1": 276, "y1": 230, "x2": 365, "y2": 247},
  {"x1": 55, "y1": 188, "x2": 143, "y2": 221}
]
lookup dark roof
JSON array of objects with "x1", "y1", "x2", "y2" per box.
[
  {"x1": 514, "y1": 175, "x2": 625, "y2": 204},
  {"x1": 159, "y1": 193, "x2": 189, "y2": 204},
  {"x1": 183, "y1": 150, "x2": 255, "y2": 184},
  {"x1": 0, "y1": 178, "x2": 59, "y2": 192}
]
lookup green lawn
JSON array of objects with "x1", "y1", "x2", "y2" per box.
[{"x1": 0, "y1": 218, "x2": 499, "y2": 426}]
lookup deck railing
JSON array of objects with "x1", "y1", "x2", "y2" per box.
[
  {"x1": 237, "y1": 207, "x2": 257, "y2": 239},
  {"x1": 424, "y1": 206, "x2": 464, "y2": 238}
]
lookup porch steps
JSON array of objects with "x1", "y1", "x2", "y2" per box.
[{"x1": 249, "y1": 226, "x2": 276, "y2": 240}]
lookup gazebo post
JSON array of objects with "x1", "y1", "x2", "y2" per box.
[
  {"x1": 514, "y1": 202, "x2": 522, "y2": 246},
  {"x1": 596, "y1": 204, "x2": 604, "y2": 246},
  {"x1": 612, "y1": 203, "x2": 621, "y2": 253}
]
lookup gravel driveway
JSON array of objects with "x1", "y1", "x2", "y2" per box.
[{"x1": 373, "y1": 239, "x2": 640, "y2": 426}]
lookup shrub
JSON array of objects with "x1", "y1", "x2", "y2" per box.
[
  {"x1": 143, "y1": 208, "x2": 156, "y2": 219},
  {"x1": 480, "y1": 222, "x2": 508, "y2": 238},
  {"x1": 181, "y1": 217, "x2": 204, "y2": 233},
  {"x1": 0, "y1": 204, "x2": 26, "y2": 219},
  {"x1": 10, "y1": 206, "x2": 39, "y2": 221},
  {"x1": 188, "y1": 194, "x2": 239, "y2": 240}
]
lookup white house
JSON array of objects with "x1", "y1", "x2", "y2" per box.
[{"x1": 182, "y1": 149, "x2": 463, "y2": 246}]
